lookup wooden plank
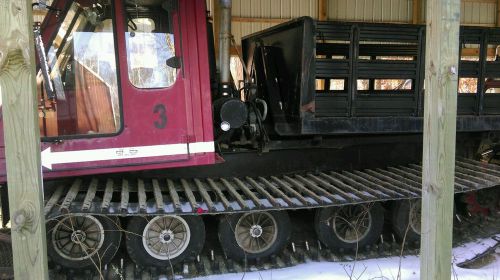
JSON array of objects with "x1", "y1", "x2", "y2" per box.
[
  {"x1": 412, "y1": 0, "x2": 421, "y2": 24},
  {"x1": 420, "y1": 0, "x2": 460, "y2": 278},
  {"x1": 497, "y1": 0, "x2": 500, "y2": 27},
  {"x1": 464, "y1": 0, "x2": 495, "y2": 3},
  {"x1": 319, "y1": 0, "x2": 328, "y2": 21},
  {"x1": 0, "y1": 1, "x2": 49, "y2": 277},
  {"x1": 232, "y1": 17, "x2": 290, "y2": 23},
  {"x1": 462, "y1": 47, "x2": 496, "y2": 57}
]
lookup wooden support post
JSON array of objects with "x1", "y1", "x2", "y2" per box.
[
  {"x1": 0, "y1": 1, "x2": 49, "y2": 279},
  {"x1": 420, "y1": 0, "x2": 460, "y2": 279},
  {"x1": 497, "y1": 0, "x2": 500, "y2": 26},
  {"x1": 319, "y1": 0, "x2": 328, "y2": 21},
  {"x1": 413, "y1": 0, "x2": 421, "y2": 24}
]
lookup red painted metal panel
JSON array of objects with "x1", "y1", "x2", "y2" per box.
[{"x1": 0, "y1": 0, "x2": 215, "y2": 183}]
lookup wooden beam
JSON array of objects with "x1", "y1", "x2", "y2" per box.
[
  {"x1": 319, "y1": 0, "x2": 328, "y2": 21},
  {"x1": 420, "y1": 0, "x2": 460, "y2": 280},
  {"x1": 412, "y1": 0, "x2": 421, "y2": 24},
  {"x1": 0, "y1": 1, "x2": 49, "y2": 279},
  {"x1": 463, "y1": 0, "x2": 495, "y2": 3},
  {"x1": 232, "y1": 17, "x2": 290, "y2": 24},
  {"x1": 497, "y1": 0, "x2": 500, "y2": 27},
  {"x1": 461, "y1": 23, "x2": 496, "y2": 27},
  {"x1": 230, "y1": 46, "x2": 242, "y2": 56},
  {"x1": 462, "y1": 47, "x2": 496, "y2": 57}
]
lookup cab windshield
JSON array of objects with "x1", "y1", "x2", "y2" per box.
[{"x1": 37, "y1": 1, "x2": 120, "y2": 138}]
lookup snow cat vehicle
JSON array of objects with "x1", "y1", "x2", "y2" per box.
[{"x1": 0, "y1": 0, "x2": 499, "y2": 272}]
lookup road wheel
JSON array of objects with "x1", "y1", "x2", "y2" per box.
[
  {"x1": 126, "y1": 215, "x2": 205, "y2": 267},
  {"x1": 392, "y1": 199, "x2": 421, "y2": 243},
  {"x1": 218, "y1": 211, "x2": 290, "y2": 261},
  {"x1": 46, "y1": 215, "x2": 121, "y2": 270},
  {"x1": 315, "y1": 203, "x2": 384, "y2": 251}
]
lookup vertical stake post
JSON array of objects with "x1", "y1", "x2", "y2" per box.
[
  {"x1": 420, "y1": 0, "x2": 461, "y2": 279},
  {"x1": 0, "y1": 1, "x2": 49, "y2": 279}
]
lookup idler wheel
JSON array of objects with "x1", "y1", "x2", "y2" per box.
[
  {"x1": 392, "y1": 199, "x2": 421, "y2": 243},
  {"x1": 315, "y1": 203, "x2": 384, "y2": 251},
  {"x1": 126, "y1": 215, "x2": 205, "y2": 267},
  {"x1": 46, "y1": 215, "x2": 121, "y2": 269},
  {"x1": 218, "y1": 211, "x2": 291, "y2": 260}
]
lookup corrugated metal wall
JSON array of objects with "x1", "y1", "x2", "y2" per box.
[
  {"x1": 327, "y1": 0, "x2": 413, "y2": 23},
  {"x1": 326, "y1": 0, "x2": 496, "y2": 26},
  {"x1": 33, "y1": 0, "x2": 499, "y2": 43},
  {"x1": 205, "y1": 0, "x2": 499, "y2": 44},
  {"x1": 231, "y1": 0, "x2": 318, "y2": 43},
  {"x1": 460, "y1": 1, "x2": 496, "y2": 26}
]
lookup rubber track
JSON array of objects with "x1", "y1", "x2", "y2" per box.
[
  {"x1": 44, "y1": 157, "x2": 500, "y2": 219},
  {"x1": 47, "y1": 217, "x2": 500, "y2": 280}
]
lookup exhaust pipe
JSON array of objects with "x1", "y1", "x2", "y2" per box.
[{"x1": 219, "y1": 0, "x2": 232, "y2": 95}]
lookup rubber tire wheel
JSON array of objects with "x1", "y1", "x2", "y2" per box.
[
  {"x1": 46, "y1": 215, "x2": 122, "y2": 270},
  {"x1": 315, "y1": 203, "x2": 384, "y2": 251},
  {"x1": 126, "y1": 215, "x2": 205, "y2": 267},
  {"x1": 218, "y1": 211, "x2": 291, "y2": 261},
  {"x1": 392, "y1": 200, "x2": 421, "y2": 243}
]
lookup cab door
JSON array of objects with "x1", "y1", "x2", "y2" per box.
[{"x1": 35, "y1": 0, "x2": 194, "y2": 173}]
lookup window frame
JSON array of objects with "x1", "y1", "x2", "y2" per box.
[{"x1": 40, "y1": 0, "x2": 125, "y2": 142}]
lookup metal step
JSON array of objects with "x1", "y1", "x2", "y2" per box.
[{"x1": 44, "y1": 158, "x2": 500, "y2": 219}]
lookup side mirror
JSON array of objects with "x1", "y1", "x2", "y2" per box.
[{"x1": 166, "y1": 56, "x2": 182, "y2": 69}]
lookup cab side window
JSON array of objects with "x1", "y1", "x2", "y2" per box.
[{"x1": 125, "y1": 14, "x2": 178, "y2": 89}]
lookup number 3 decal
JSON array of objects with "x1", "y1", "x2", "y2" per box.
[{"x1": 153, "y1": 104, "x2": 167, "y2": 129}]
